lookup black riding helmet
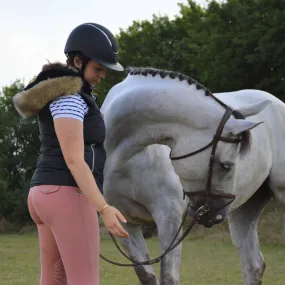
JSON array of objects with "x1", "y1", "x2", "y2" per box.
[{"x1": 64, "y1": 23, "x2": 124, "y2": 71}]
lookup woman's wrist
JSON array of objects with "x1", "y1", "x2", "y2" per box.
[{"x1": 98, "y1": 204, "x2": 109, "y2": 214}]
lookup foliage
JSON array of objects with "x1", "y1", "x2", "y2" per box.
[{"x1": 0, "y1": 81, "x2": 39, "y2": 224}]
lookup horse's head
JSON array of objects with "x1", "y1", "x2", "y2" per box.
[{"x1": 170, "y1": 99, "x2": 271, "y2": 228}]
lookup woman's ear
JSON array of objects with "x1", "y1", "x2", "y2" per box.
[{"x1": 74, "y1": 56, "x2": 83, "y2": 70}]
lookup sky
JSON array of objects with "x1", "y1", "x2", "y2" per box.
[{"x1": 0, "y1": 0, "x2": 210, "y2": 89}]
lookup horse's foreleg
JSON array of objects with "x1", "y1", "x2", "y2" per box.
[
  {"x1": 153, "y1": 200, "x2": 184, "y2": 285},
  {"x1": 119, "y1": 223, "x2": 158, "y2": 285},
  {"x1": 228, "y1": 182, "x2": 271, "y2": 285}
]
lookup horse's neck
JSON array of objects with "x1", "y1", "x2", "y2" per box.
[{"x1": 104, "y1": 76, "x2": 224, "y2": 161}]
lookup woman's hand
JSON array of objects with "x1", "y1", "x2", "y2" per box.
[{"x1": 100, "y1": 205, "x2": 129, "y2": 238}]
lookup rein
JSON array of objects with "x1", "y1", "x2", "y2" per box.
[{"x1": 100, "y1": 203, "x2": 196, "y2": 267}]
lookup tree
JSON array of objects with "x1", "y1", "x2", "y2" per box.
[
  {"x1": 96, "y1": 0, "x2": 285, "y2": 102},
  {"x1": 195, "y1": 0, "x2": 285, "y2": 100},
  {"x1": 0, "y1": 81, "x2": 39, "y2": 224}
]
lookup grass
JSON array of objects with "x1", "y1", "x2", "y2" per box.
[
  {"x1": 0, "y1": 229, "x2": 285, "y2": 285},
  {"x1": 0, "y1": 201, "x2": 284, "y2": 284}
]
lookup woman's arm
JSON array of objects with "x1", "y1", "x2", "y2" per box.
[{"x1": 54, "y1": 117, "x2": 129, "y2": 238}]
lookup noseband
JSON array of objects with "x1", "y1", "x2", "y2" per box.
[{"x1": 170, "y1": 102, "x2": 243, "y2": 216}]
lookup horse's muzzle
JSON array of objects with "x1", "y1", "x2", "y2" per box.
[
  {"x1": 188, "y1": 206, "x2": 226, "y2": 228},
  {"x1": 186, "y1": 191, "x2": 234, "y2": 228}
]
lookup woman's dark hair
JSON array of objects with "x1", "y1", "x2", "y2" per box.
[
  {"x1": 41, "y1": 52, "x2": 89, "y2": 72},
  {"x1": 65, "y1": 51, "x2": 90, "y2": 68}
]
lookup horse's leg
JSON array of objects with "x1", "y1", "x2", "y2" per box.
[
  {"x1": 268, "y1": 172, "x2": 285, "y2": 229},
  {"x1": 228, "y1": 181, "x2": 272, "y2": 285},
  {"x1": 152, "y1": 199, "x2": 184, "y2": 285},
  {"x1": 274, "y1": 192, "x2": 285, "y2": 229},
  {"x1": 119, "y1": 223, "x2": 158, "y2": 285}
]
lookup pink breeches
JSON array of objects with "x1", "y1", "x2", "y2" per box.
[{"x1": 28, "y1": 185, "x2": 100, "y2": 285}]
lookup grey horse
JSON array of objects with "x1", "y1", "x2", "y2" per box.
[{"x1": 101, "y1": 67, "x2": 284, "y2": 285}]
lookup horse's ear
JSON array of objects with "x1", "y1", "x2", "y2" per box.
[
  {"x1": 234, "y1": 99, "x2": 271, "y2": 118},
  {"x1": 225, "y1": 119, "x2": 264, "y2": 135}
]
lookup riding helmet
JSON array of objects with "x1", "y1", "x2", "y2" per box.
[{"x1": 64, "y1": 23, "x2": 124, "y2": 71}]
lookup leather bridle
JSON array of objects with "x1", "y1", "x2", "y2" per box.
[{"x1": 170, "y1": 106, "x2": 242, "y2": 217}]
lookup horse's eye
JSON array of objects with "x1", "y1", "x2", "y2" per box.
[{"x1": 220, "y1": 162, "x2": 234, "y2": 171}]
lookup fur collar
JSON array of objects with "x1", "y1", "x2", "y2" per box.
[{"x1": 13, "y1": 65, "x2": 91, "y2": 118}]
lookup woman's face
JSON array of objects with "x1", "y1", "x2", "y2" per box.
[{"x1": 84, "y1": 60, "x2": 106, "y2": 86}]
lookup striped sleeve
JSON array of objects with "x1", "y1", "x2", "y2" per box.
[{"x1": 49, "y1": 94, "x2": 89, "y2": 122}]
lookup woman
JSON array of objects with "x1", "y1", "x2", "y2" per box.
[{"x1": 13, "y1": 23, "x2": 129, "y2": 285}]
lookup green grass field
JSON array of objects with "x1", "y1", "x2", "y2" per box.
[{"x1": 0, "y1": 230, "x2": 284, "y2": 285}]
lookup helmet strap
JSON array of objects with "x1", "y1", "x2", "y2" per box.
[{"x1": 78, "y1": 57, "x2": 90, "y2": 76}]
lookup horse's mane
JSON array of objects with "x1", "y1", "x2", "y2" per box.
[
  {"x1": 126, "y1": 67, "x2": 251, "y2": 156},
  {"x1": 126, "y1": 67, "x2": 211, "y2": 96}
]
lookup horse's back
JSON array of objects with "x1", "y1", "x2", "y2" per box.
[
  {"x1": 215, "y1": 89, "x2": 285, "y2": 141},
  {"x1": 215, "y1": 89, "x2": 285, "y2": 143},
  {"x1": 215, "y1": 89, "x2": 285, "y2": 110}
]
